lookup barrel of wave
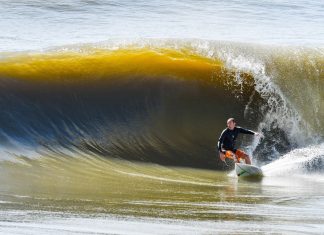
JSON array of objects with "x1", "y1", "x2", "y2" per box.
[{"x1": 0, "y1": 47, "x2": 260, "y2": 169}]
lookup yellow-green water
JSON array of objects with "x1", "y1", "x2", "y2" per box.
[{"x1": 0, "y1": 154, "x2": 323, "y2": 234}]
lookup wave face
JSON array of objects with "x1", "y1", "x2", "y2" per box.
[{"x1": 0, "y1": 41, "x2": 323, "y2": 169}]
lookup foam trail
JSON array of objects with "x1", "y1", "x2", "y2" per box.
[{"x1": 262, "y1": 143, "x2": 324, "y2": 177}]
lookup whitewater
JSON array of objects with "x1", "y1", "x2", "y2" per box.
[{"x1": 0, "y1": 0, "x2": 323, "y2": 234}]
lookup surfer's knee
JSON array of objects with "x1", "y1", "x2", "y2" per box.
[{"x1": 237, "y1": 150, "x2": 251, "y2": 164}]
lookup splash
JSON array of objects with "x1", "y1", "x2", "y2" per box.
[{"x1": 262, "y1": 143, "x2": 324, "y2": 176}]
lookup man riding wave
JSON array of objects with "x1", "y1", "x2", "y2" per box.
[{"x1": 218, "y1": 118, "x2": 261, "y2": 165}]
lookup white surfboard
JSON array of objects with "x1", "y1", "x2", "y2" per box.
[{"x1": 235, "y1": 163, "x2": 263, "y2": 177}]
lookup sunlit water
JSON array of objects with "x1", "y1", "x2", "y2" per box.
[{"x1": 0, "y1": 154, "x2": 324, "y2": 234}]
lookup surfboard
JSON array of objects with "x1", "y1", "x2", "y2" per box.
[{"x1": 235, "y1": 163, "x2": 263, "y2": 177}]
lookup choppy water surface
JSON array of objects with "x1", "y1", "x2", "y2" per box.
[{"x1": 0, "y1": 155, "x2": 324, "y2": 234}]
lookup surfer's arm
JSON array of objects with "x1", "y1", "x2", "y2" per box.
[
  {"x1": 237, "y1": 127, "x2": 255, "y2": 135},
  {"x1": 238, "y1": 127, "x2": 263, "y2": 137},
  {"x1": 217, "y1": 130, "x2": 226, "y2": 153}
]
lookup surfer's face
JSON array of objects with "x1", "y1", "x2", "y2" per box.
[{"x1": 227, "y1": 120, "x2": 235, "y2": 130}]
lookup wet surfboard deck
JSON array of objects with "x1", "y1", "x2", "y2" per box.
[{"x1": 235, "y1": 163, "x2": 263, "y2": 177}]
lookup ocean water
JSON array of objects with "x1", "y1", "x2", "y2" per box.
[
  {"x1": 1, "y1": 0, "x2": 324, "y2": 51},
  {"x1": 0, "y1": 0, "x2": 324, "y2": 234}
]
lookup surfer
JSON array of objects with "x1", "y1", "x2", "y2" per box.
[{"x1": 218, "y1": 118, "x2": 261, "y2": 165}]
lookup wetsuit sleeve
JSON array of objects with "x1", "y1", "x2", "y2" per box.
[
  {"x1": 237, "y1": 127, "x2": 255, "y2": 135},
  {"x1": 217, "y1": 129, "x2": 226, "y2": 153}
]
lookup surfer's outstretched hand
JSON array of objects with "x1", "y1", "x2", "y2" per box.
[{"x1": 254, "y1": 132, "x2": 264, "y2": 138}]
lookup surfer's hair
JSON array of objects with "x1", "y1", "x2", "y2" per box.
[{"x1": 227, "y1": 118, "x2": 236, "y2": 124}]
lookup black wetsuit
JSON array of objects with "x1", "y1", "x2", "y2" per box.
[{"x1": 217, "y1": 127, "x2": 255, "y2": 154}]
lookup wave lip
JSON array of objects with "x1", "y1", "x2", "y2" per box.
[{"x1": 0, "y1": 48, "x2": 224, "y2": 82}]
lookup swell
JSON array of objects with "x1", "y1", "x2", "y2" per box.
[{"x1": 0, "y1": 42, "x2": 323, "y2": 169}]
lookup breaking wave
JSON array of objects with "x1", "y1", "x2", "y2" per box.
[{"x1": 0, "y1": 40, "x2": 323, "y2": 170}]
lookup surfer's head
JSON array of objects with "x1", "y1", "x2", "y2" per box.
[{"x1": 227, "y1": 118, "x2": 236, "y2": 130}]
